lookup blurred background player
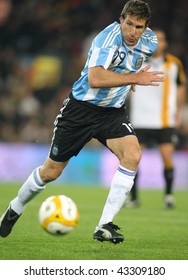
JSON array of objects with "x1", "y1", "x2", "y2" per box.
[{"x1": 127, "y1": 28, "x2": 187, "y2": 208}]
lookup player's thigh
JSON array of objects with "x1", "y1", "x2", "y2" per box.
[{"x1": 107, "y1": 135, "x2": 141, "y2": 169}]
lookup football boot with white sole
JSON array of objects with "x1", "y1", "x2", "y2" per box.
[{"x1": 93, "y1": 222, "x2": 124, "y2": 244}]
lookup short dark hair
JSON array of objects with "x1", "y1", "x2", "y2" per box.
[{"x1": 120, "y1": 0, "x2": 151, "y2": 25}]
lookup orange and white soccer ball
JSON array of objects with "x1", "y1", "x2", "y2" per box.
[{"x1": 38, "y1": 195, "x2": 79, "y2": 235}]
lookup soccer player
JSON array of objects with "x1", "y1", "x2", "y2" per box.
[
  {"x1": 0, "y1": 0, "x2": 165, "y2": 243},
  {"x1": 127, "y1": 28, "x2": 187, "y2": 208}
]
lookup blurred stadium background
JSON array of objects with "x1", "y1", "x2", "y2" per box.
[{"x1": 0, "y1": 0, "x2": 188, "y2": 189}]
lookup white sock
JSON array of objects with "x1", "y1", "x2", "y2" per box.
[
  {"x1": 10, "y1": 167, "x2": 46, "y2": 215},
  {"x1": 98, "y1": 165, "x2": 136, "y2": 226}
]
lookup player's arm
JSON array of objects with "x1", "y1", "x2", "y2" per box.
[
  {"x1": 177, "y1": 83, "x2": 186, "y2": 110},
  {"x1": 88, "y1": 64, "x2": 165, "y2": 88},
  {"x1": 176, "y1": 65, "x2": 187, "y2": 128},
  {"x1": 177, "y1": 62, "x2": 187, "y2": 110}
]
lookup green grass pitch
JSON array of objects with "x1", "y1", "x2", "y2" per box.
[{"x1": 0, "y1": 183, "x2": 188, "y2": 260}]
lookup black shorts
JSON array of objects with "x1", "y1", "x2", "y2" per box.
[
  {"x1": 49, "y1": 93, "x2": 136, "y2": 162},
  {"x1": 134, "y1": 128, "x2": 177, "y2": 146}
]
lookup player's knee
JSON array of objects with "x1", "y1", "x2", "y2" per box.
[
  {"x1": 130, "y1": 151, "x2": 141, "y2": 165},
  {"x1": 121, "y1": 149, "x2": 141, "y2": 169},
  {"x1": 135, "y1": 149, "x2": 142, "y2": 164}
]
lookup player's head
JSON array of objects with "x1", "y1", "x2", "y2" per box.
[
  {"x1": 152, "y1": 28, "x2": 168, "y2": 56},
  {"x1": 120, "y1": 0, "x2": 151, "y2": 26},
  {"x1": 120, "y1": 0, "x2": 151, "y2": 46}
]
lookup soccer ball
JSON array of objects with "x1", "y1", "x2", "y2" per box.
[{"x1": 38, "y1": 194, "x2": 79, "y2": 235}]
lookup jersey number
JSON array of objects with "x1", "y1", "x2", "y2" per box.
[{"x1": 112, "y1": 51, "x2": 126, "y2": 66}]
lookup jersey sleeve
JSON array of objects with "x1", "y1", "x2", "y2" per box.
[
  {"x1": 177, "y1": 58, "x2": 187, "y2": 85},
  {"x1": 142, "y1": 28, "x2": 158, "y2": 59},
  {"x1": 88, "y1": 25, "x2": 120, "y2": 70},
  {"x1": 88, "y1": 45, "x2": 117, "y2": 69},
  {"x1": 166, "y1": 53, "x2": 187, "y2": 85}
]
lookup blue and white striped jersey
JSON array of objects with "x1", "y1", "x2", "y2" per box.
[{"x1": 72, "y1": 21, "x2": 158, "y2": 108}]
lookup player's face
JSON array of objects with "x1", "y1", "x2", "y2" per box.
[
  {"x1": 120, "y1": 15, "x2": 147, "y2": 46},
  {"x1": 154, "y1": 31, "x2": 168, "y2": 56}
]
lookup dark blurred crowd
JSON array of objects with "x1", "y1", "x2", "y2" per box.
[{"x1": 0, "y1": 0, "x2": 188, "y2": 148}]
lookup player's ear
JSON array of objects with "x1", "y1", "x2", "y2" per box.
[
  {"x1": 119, "y1": 16, "x2": 125, "y2": 24},
  {"x1": 145, "y1": 22, "x2": 149, "y2": 29}
]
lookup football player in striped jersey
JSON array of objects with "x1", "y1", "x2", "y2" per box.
[{"x1": 0, "y1": 1, "x2": 165, "y2": 243}]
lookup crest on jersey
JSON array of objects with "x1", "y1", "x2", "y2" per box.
[{"x1": 135, "y1": 58, "x2": 143, "y2": 69}]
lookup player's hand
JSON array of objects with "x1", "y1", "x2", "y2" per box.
[{"x1": 136, "y1": 64, "x2": 166, "y2": 86}]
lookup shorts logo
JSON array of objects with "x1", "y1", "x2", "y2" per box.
[{"x1": 52, "y1": 145, "x2": 59, "y2": 156}]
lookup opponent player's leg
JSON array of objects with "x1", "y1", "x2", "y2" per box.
[
  {"x1": 127, "y1": 143, "x2": 145, "y2": 208},
  {"x1": 0, "y1": 158, "x2": 68, "y2": 238},
  {"x1": 159, "y1": 143, "x2": 175, "y2": 208},
  {"x1": 93, "y1": 135, "x2": 141, "y2": 243},
  {"x1": 126, "y1": 172, "x2": 139, "y2": 207}
]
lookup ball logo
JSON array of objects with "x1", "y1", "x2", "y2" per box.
[{"x1": 38, "y1": 195, "x2": 79, "y2": 235}]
